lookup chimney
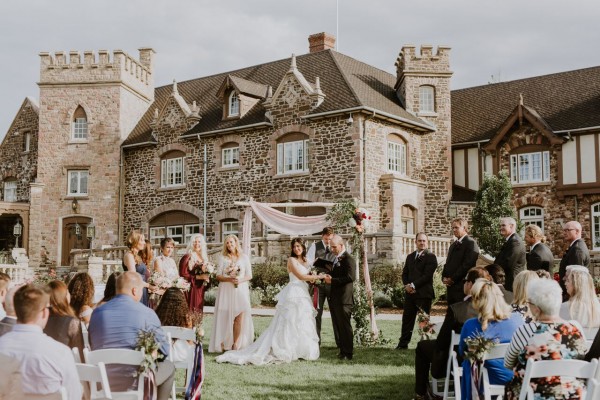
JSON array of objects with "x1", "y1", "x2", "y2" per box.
[{"x1": 308, "y1": 32, "x2": 336, "y2": 53}]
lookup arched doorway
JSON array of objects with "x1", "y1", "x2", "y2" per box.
[{"x1": 61, "y1": 216, "x2": 92, "y2": 266}]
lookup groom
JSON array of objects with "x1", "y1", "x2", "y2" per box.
[{"x1": 324, "y1": 235, "x2": 356, "y2": 360}]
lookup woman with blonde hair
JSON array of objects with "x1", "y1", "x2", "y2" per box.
[
  {"x1": 209, "y1": 234, "x2": 254, "y2": 353},
  {"x1": 179, "y1": 234, "x2": 211, "y2": 312},
  {"x1": 511, "y1": 270, "x2": 539, "y2": 321},
  {"x1": 524, "y1": 224, "x2": 554, "y2": 272},
  {"x1": 560, "y1": 267, "x2": 600, "y2": 338},
  {"x1": 123, "y1": 230, "x2": 150, "y2": 306},
  {"x1": 458, "y1": 279, "x2": 525, "y2": 399}
]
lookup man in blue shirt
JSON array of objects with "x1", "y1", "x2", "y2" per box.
[{"x1": 89, "y1": 271, "x2": 175, "y2": 399}]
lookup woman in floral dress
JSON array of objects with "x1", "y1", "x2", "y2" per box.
[{"x1": 504, "y1": 278, "x2": 588, "y2": 399}]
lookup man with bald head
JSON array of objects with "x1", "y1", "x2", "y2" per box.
[
  {"x1": 559, "y1": 221, "x2": 590, "y2": 296},
  {"x1": 89, "y1": 271, "x2": 174, "y2": 399}
]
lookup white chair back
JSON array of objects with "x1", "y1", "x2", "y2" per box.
[
  {"x1": 83, "y1": 348, "x2": 146, "y2": 400},
  {"x1": 442, "y1": 332, "x2": 462, "y2": 399},
  {"x1": 76, "y1": 362, "x2": 113, "y2": 400},
  {"x1": 163, "y1": 326, "x2": 197, "y2": 399},
  {"x1": 81, "y1": 321, "x2": 90, "y2": 350},
  {"x1": 0, "y1": 353, "x2": 23, "y2": 398},
  {"x1": 481, "y1": 343, "x2": 510, "y2": 400},
  {"x1": 22, "y1": 387, "x2": 68, "y2": 399},
  {"x1": 519, "y1": 358, "x2": 598, "y2": 400},
  {"x1": 586, "y1": 378, "x2": 600, "y2": 400},
  {"x1": 72, "y1": 347, "x2": 81, "y2": 363}
]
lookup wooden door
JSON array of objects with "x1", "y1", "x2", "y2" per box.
[{"x1": 61, "y1": 217, "x2": 91, "y2": 266}]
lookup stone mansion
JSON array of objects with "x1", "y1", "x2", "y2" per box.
[{"x1": 1, "y1": 32, "x2": 599, "y2": 268}]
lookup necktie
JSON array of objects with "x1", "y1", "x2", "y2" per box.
[
  {"x1": 326, "y1": 246, "x2": 330, "y2": 254},
  {"x1": 415, "y1": 251, "x2": 421, "y2": 260}
]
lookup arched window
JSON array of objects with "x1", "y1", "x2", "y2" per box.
[
  {"x1": 418, "y1": 85, "x2": 435, "y2": 113},
  {"x1": 149, "y1": 211, "x2": 199, "y2": 245},
  {"x1": 228, "y1": 91, "x2": 240, "y2": 117},
  {"x1": 592, "y1": 203, "x2": 600, "y2": 250},
  {"x1": 3, "y1": 178, "x2": 17, "y2": 202},
  {"x1": 276, "y1": 133, "x2": 309, "y2": 175},
  {"x1": 387, "y1": 134, "x2": 407, "y2": 175},
  {"x1": 519, "y1": 206, "x2": 544, "y2": 232},
  {"x1": 160, "y1": 150, "x2": 185, "y2": 188},
  {"x1": 72, "y1": 106, "x2": 88, "y2": 140}
]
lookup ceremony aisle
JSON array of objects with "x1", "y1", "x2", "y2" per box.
[{"x1": 186, "y1": 315, "x2": 417, "y2": 399}]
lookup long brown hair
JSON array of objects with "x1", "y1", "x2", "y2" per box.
[
  {"x1": 48, "y1": 280, "x2": 76, "y2": 317},
  {"x1": 290, "y1": 237, "x2": 307, "y2": 262},
  {"x1": 140, "y1": 242, "x2": 154, "y2": 266},
  {"x1": 67, "y1": 272, "x2": 95, "y2": 316},
  {"x1": 155, "y1": 288, "x2": 191, "y2": 328}
]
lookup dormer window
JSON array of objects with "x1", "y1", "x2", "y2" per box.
[
  {"x1": 72, "y1": 106, "x2": 88, "y2": 140},
  {"x1": 228, "y1": 92, "x2": 240, "y2": 117}
]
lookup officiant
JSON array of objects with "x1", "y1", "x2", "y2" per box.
[{"x1": 306, "y1": 226, "x2": 338, "y2": 345}]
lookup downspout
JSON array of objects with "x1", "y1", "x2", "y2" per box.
[
  {"x1": 574, "y1": 195, "x2": 579, "y2": 221},
  {"x1": 118, "y1": 146, "x2": 123, "y2": 244},
  {"x1": 197, "y1": 134, "x2": 207, "y2": 236},
  {"x1": 361, "y1": 115, "x2": 366, "y2": 203}
]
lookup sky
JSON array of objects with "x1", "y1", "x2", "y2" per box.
[{"x1": 1, "y1": 0, "x2": 600, "y2": 139}]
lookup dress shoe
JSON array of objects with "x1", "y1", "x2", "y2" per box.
[
  {"x1": 412, "y1": 395, "x2": 426, "y2": 400},
  {"x1": 395, "y1": 344, "x2": 408, "y2": 350},
  {"x1": 426, "y1": 386, "x2": 443, "y2": 400}
]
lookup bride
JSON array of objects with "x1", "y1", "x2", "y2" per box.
[{"x1": 215, "y1": 237, "x2": 324, "y2": 365}]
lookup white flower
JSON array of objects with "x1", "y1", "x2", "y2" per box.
[{"x1": 348, "y1": 218, "x2": 357, "y2": 227}]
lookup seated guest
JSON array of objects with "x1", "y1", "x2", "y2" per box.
[
  {"x1": 534, "y1": 269, "x2": 551, "y2": 279},
  {"x1": 0, "y1": 272, "x2": 10, "y2": 320},
  {"x1": 484, "y1": 264, "x2": 514, "y2": 304},
  {"x1": 559, "y1": 267, "x2": 600, "y2": 339},
  {"x1": 458, "y1": 278, "x2": 524, "y2": 399},
  {"x1": 0, "y1": 287, "x2": 18, "y2": 336},
  {"x1": 504, "y1": 279, "x2": 587, "y2": 399},
  {"x1": 89, "y1": 271, "x2": 175, "y2": 399},
  {"x1": 43, "y1": 280, "x2": 85, "y2": 359},
  {"x1": 412, "y1": 267, "x2": 491, "y2": 400},
  {"x1": 67, "y1": 272, "x2": 95, "y2": 326},
  {"x1": 510, "y1": 270, "x2": 539, "y2": 321},
  {"x1": 0, "y1": 284, "x2": 82, "y2": 400},
  {"x1": 155, "y1": 288, "x2": 196, "y2": 367},
  {"x1": 96, "y1": 271, "x2": 122, "y2": 307}
]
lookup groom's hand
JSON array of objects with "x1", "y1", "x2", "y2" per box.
[{"x1": 323, "y1": 274, "x2": 332, "y2": 284}]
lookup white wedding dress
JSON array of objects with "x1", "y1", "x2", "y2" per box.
[{"x1": 215, "y1": 257, "x2": 320, "y2": 365}]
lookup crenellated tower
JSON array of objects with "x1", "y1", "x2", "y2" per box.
[
  {"x1": 31, "y1": 48, "x2": 155, "y2": 268},
  {"x1": 395, "y1": 45, "x2": 453, "y2": 236}
]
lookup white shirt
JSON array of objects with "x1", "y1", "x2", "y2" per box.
[
  {"x1": 0, "y1": 303, "x2": 5, "y2": 320},
  {"x1": 0, "y1": 324, "x2": 82, "y2": 400},
  {"x1": 306, "y1": 240, "x2": 328, "y2": 266}
]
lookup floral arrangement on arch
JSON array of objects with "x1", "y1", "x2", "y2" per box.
[{"x1": 348, "y1": 207, "x2": 372, "y2": 233}]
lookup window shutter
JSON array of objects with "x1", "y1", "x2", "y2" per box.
[
  {"x1": 304, "y1": 139, "x2": 309, "y2": 171},
  {"x1": 277, "y1": 143, "x2": 283, "y2": 174},
  {"x1": 510, "y1": 155, "x2": 518, "y2": 183}
]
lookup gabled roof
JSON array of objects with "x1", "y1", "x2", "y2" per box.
[
  {"x1": 215, "y1": 75, "x2": 269, "y2": 100},
  {"x1": 124, "y1": 50, "x2": 429, "y2": 146},
  {"x1": 451, "y1": 66, "x2": 600, "y2": 145},
  {"x1": 1, "y1": 97, "x2": 39, "y2": 147}
]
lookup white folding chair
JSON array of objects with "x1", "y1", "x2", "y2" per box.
[
  {"x1": 586, "y1": 378, "x2": 600, "y2": 400},
  {"x1": 0, "y1": 353, "x2": 23, "y2": 398},
  {"x1": 519, "y1": 358, "x2": 598, "y2": 400},
  {"x1": 72, "y1": 347, "x2": 81, "y2": 363},
  {"x1": 481, "y1": 343, "x2": 510, "y2": 400},
  {"x1": 439, "y1": 332, "x2": 462, "y2": 399},
  {"x1": 23, "y1": 387, "x2": 68, "y2": 399},
  {"x1": 76, "y1": 362, "x2": 113, "y2": 399},
  {"x1": 81, "y1": 321, "x2": 90, "y2": 349},
  {"x1": 83, "y1": 348, "x2": 146, "y2": 400},
  {"x1": 163, "y1": 326, "x2": 197, "y2": 400}
]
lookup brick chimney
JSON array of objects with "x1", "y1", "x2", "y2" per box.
[{"x1": 308, "y1": 32, "x2": 336, "y2": 53}]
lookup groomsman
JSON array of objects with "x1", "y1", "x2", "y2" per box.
[
  {"x1": 524, "y1": 224, "x2": 554, "y2": 271},
  {"x1": 559, "y1": 221, "x2": 590, "y2": 295},
  {"x1": 324, "y1": 235, "x2": 356, "y2": 360},
  {"x1": 306, "y1": 227, "x2": 337, "y2": 344},
  {"x1": 442, "y1": 218, "x2": 480, "y2": 306},
  {"x1": 494, "y1": 217, "x2": 526, "y2": 291},
  {"x1": 396, "y1": 232, "x2": 437, "y2": 350}
]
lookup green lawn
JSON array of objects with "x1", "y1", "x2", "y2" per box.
[{"x1": 183, "y1": 315, "x2": 420, "y2": 400}]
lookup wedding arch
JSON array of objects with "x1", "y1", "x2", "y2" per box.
[{"x1": 234, "y1": 199, "x2": 380, "y2": 342}]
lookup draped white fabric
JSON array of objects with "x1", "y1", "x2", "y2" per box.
[
  {"x1": 241, "y1": 207, "x2": 253, "y2": 257},
  {"x1": 249, "y1": 201, "x2": 328, "y2": 235}
]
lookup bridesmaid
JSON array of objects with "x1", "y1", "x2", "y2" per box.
[
  {"x1": 153, "y1": 237, "x2": 179, "y2": 280},
  {"x1": 123, "y1": 230, "x2": 150, "y2": 306},
  {"x1": 179, "y1": 234, "x2": 210, "y2": 313}
]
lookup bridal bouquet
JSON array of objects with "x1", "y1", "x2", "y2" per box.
[
  {"x1": 416, "y1": 309, "x2": 436, "y2": 340},
  {"x1": 172, "y1": 276, "x2": 191, "y2": 291},
  {"x1": 225, "y1": 264, "x2": 241, "y2": 288},
  {"x1": 148, "y1": 272, "x2": 172, "y2": 294}
]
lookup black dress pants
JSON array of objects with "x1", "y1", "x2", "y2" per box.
[
  {"x1": 414, "y1": 339, "x2": 448, "y2": 396},
  {"x1": 399, "y1": 295, "x2": 432, "y2": 347}
]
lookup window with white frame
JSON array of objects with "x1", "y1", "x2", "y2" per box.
[
  {"x1": 228, "y1": 92, "x2": 240, "y2": 117},
  {"x1": 161, "y1": 154, "x2": 184, "y2": 188},
  {"x1": 222, "y1": 146, "x2": 239, "y2": 167},
  {"x1": 592, "y1": 203, "x2": 600, "y2": 250},
  {"x1": 387, "y1": 140, "x2": 407, "y2": 174},
  {"x1": 419, "y1": 85, "x2": 435, "y2": 113},
  {"x1": 510, "y1": 151, "x2": 550, "y2": 184},
  {"x1": 149, "y1": 227, "x2": 166, "y2": 246},
  {"x1": 23, "y1": 132, "x2": 31, "y2": 152},
  {"x1": 3, "y1": 180, "x2": 17, "y2": 202},
  {"x1": 519, "y1": 206, "x2": 544, "y2": 232},
  {"x1": 184, "y1": 225, "x2": 200, "y2": 244},
  {"x1": 67, "y1": 170, "x2": 89, "y2": 196},
  {"x1": 221, "y1": 220, "x2": 239, "y2": 243},
  {"x1": 277, "y1": 139, "x2": 309, "y2": 174},
  {"x1": 167, "y1": 226, "x2": 184, "y2": 245},
  {"x1": 71, "y1": 106, "x2": 88, "y2": 140}
]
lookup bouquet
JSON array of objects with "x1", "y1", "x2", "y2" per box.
[
  {"x1": 309, "y1": 268, "x2": 323, "y2": 285},
  {"x1": 148, "y1": 272, "x2": 172, "y2": 294},
  {"x1": 416, "y1": 308, "x2": 436, "y2": 340},
  {"x1": 172, "y1": 276, "x2": 191, "y2": 291},
  {"x1": 190, "y1": 310, "x2": 205, "y2": 343},
  {"x1": 193, "y1": 260, "x2": 215, "y2": 286},
  {"x1": 348, "y1": 207, "x2": 372, "y2": 233},
  {"x1": 463, "y1": 332, "x2": 498, "y2": 363},
  {"x1": 225, "y1": 264, "x2": 241, "y2": 288},
  {"x1": 134, "y1": 329, "x2": 160, "y2": 377}
]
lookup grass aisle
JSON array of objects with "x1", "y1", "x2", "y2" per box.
[{"x1": 192, "y1": 315, "x2": 419, "y2": 399}]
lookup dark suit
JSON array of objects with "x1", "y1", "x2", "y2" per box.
[
  {"x1": 399, "y1": 249, "x2": 437, "y2": 347},
  {"x1": 494, "y1": 233, "x2": 526, "y2": 292},
  {"x1": 311, "y1": 241, "x2": 338, "y2": 345},
  {"x1": 559, "y1": 238, "x2": 590, "y2": 295},
  {"x1": 526, "y1": 242, "x2": 554, "y2": 271},
  {"x1": 414, "y1": 298, "x2": 477, "y2": 396},
  {"x1": 442, "y1": 236, "x2": 479, "y2": 306},
  {"x1": 498, "y1": 285, "x2": 514, "y2": 305},
  {"x1": 329, "y1": 251, "x2": 356, "y2": 359}
]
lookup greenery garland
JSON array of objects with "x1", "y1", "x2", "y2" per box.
[{"x1": 327, "y1": 199, "x2": 389, "y2": 346}]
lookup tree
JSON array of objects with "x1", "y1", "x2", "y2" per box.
[{"x1": 471, "y1": 172, "x2": 516, "y2": 257}]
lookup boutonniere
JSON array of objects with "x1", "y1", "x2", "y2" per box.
[{"x1": 453, "y1": 241, "x2": 462, "y2": 248}]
